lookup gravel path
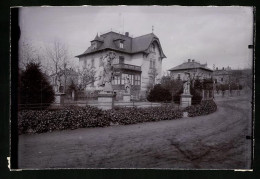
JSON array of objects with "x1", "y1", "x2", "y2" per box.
[{"x1": 18, "y1": 96, "x2": 252, "y2": 169}]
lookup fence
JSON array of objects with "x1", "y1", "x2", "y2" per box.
[{"x1": 18, "y1": 98, "x2": 210, "y2": 111}]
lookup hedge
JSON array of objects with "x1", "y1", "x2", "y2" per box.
[
  {"x1": 18, "y1": 105, "x2": 183, "y2": 134},
  {"x1": 184, "y1": 100, "x2": 217, "y2": 117},
  {"x1": 18, "y1": 101, "x2": 217, "y2": 135}
]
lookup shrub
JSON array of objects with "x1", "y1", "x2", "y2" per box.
[
  {"x1": 147, "y1": 84, "x2": 172, "y2": 102},
  {"x1": 18, "y1": 105, "x2": 183, "y2": 134},
  {"x1": 106, "y1": 106, "x2": 183, "y2": 125},
  {"x1": 19, "y1": 62, "x2": 55, "y2": 109},
  {"x1": 185, "y1": 100, "x2": 217, "y2": 117}
]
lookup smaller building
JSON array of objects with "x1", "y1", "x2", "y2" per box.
[
  {"x1": 168, "y1": 59, "x2": 213, "y2": 80},
  {"x1": 213, "y1": 67, "x2": 232, "y2": 84},
  {"x1": 213, "y1": 66, "x2": 252, "y2": 89}
]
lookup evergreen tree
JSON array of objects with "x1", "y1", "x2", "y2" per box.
[
  {"x1": 19, "y1": 62, "x2": 55, "y2": 109},
  {"x1": 147, "y1": 84, "x2": 172, "y2": 102}
]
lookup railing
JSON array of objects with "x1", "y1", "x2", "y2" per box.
[
  {"x1": 113, "y1": 63, "x2": 141, "y2": 71},
  {"x1": 18, "y1": 99, "x2": 214, "y2": 111}
]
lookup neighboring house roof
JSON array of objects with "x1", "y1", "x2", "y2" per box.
[
  {"x1": 76, "y1": 31, "x2": 166, "y2": 58},
  {"x1": 168, "y1": 61, "x2": 213, "y2": 72}
]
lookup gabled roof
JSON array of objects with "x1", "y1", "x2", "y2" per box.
[
  {"x1": 168, "y1": 61, "x2": 213, "y2": 72},
  {"x1": 76, "y1": 31, "x2": 166, "y2": 58}
]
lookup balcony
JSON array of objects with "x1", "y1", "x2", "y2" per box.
[{"x1": 113, "y1": 63, "x2": 141, "y2": 72}]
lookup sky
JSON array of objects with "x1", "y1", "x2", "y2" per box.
[{"x1": 19, "y1": 6, "x2": 254, "y2": 73}]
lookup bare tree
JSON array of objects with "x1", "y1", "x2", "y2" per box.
[
  {"x1": 78, "y1": 65, "x2": 96, "y2": 91},
  {"x1": 45, "y1": 40, "x2": 72, "y2": 92}
]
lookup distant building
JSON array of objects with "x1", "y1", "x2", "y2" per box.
[
  {"x1": 213, "y1": 66, "x2": 251, "y2": 88},
  {"x1": 168, "y1": 59, "x2": 213, "y2": 80},
  {"x1": 213, "y1": 67, "x2": 232, "y2": 84},
  {"x1": 76, "y1": 31, "x2": 166, "y2": 99}
]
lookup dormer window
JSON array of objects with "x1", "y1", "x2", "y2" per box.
[
  {"x1": 119, "y1": 40, "x2": 124, "y2": 48},
  {"x1": 91, "y1": 42, "x2": 97, "y2": 50}
]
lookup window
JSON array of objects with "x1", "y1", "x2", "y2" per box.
[
  {"x1": 119, "y1": 56, "x2": 125, "y2": 64},
  {"x1": 130, "y1": 74, "x2": 134, "y2": 85},
  {"x1": 99, "y1": 57, "x2": 102, "y2": 66},
  {"x1": 150, "y1": 59, "x2": 156, "y2": 69},
  {"x1": 91, "y1": 58, "x2": 94, "y2": 67},
  {"x1": 122, "y1": 74, "x2": 127, "y2": 84},
  {"x1": 91, "y1": 42, "x2": 97, "y2": 49},
  {"x1": 134, "y1": 75, "x2": 141, "y2": 85},
  {"x1": 112, "y1": 75, "x2": 121, "y2": 85},
  {"x1": 84, "y1": 60, "x2": 87, "y2": 68},
  {"x1": 119, "y1": 41, "x2": 124, "y2": 48},
  {"x1": 221, "y1": 78, "x2": 223, "y2": 82},
  {"x1": 178, "y1": 73, "x2": 181, "y2": 80},
  {"x1": 152, "y1": 44, "x2": 155, "y2": 52},
  {"x1": 149, "y1": 76, "x2": 154, "y2": 83}
]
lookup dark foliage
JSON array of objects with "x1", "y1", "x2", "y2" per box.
[
  {"x1": 161, "y1": 76, "x2": 183, "y2": 101},
  {"x1": 185, "y1": 100, "x2": 217, "y2": 117},
  {"x1": 194, "y1": 78, "x2": 203, "y2": 91},
  {"x1": 18, "y1": 105, "x2": 183, "y2": 134},
  {"x1": 203, "y1": 78, "x2": 214, "y2": 90},
  {"x1": 147, "y1": 84, "x2": 172, "y2": 102},
  {"x1": 19, "y1": 62, "x2": 55, "y2": 109}
]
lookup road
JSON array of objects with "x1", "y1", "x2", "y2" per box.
[{"x1": 18, "y1": 95, "x2": 252, "y2": 169}]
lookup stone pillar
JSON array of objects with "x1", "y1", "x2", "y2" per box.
[
  {"x1": 180, "y1": 94, "x2": 193, "y2": 108},
  {"x1": 123, "y1": 93, "x2": 131, "y2": 102},
  {"x1": 54, "y1": 93, "x2": 65, "y2": 106},
  {"x1": 97, "y1": 91, "x2": 116, "y2": 110}
]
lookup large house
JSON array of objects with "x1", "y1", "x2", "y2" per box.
[
  {"x1": 168, "y1": 59, "x2": 213, "y2": 80},
  {"x1": 76, "y1": 31, "x2": 166, "y2": 99}
]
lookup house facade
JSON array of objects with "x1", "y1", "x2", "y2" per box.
[
  {"x1": 212, "y1": 67, "x2": 232, "y2": 84},
  {"x1": 76, "y1": 31, "x2": 166, "y2": 99},
  {"x1": 168, "y1": 59, "x2": 213, "y2": 80}
]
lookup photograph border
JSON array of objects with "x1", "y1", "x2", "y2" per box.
[{"x1": 1, "y1": 0, "x2": 258, "y2": 178}]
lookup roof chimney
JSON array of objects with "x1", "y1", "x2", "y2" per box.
[
  {"x1": 188, "y1": 59, "x2": 191, "y2": 62},
  {"x1": 125, "y1": 32, "x2": 129, "y2": 37},
  {"x1": 192, "y1": 59, "x2": 195, "y2": 62}
]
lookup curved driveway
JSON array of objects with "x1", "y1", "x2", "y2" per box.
[{"x1": 18, "y1": 96, "x2": 252, "y2": 169}]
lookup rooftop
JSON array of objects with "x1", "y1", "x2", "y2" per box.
[
  {"x1": 168, "y1": 59, "x2": 213, "y2": 72},
  {"x1": 76, "y1": 31, "x2": 166, "y2": 58}
]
